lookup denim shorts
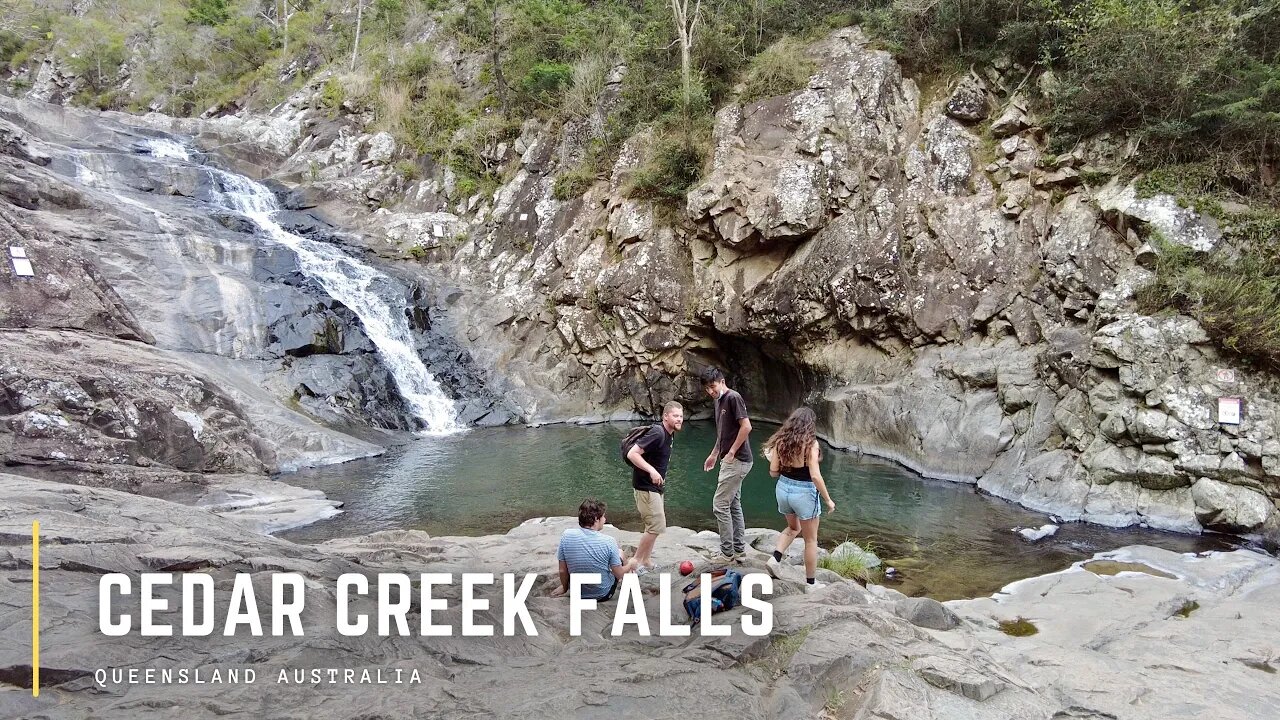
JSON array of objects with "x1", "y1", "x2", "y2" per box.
[{"x1": 776, "y1": 476, "x2": 821, "y2": 520}]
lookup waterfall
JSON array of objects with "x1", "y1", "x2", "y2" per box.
[
  {"x1": 141, "y1": 138, "x2": 193, "y2": 160},
  {"x1": 139, "y1": 139, "x2": 460, "y2": 434}
]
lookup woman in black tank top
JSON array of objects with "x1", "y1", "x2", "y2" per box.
[
  {"x1": 762, "y1": 407, "x2": 836, "y2": 588},
  {"x1": 778, "y1": 460, "x2": 812, "y2": 482}
]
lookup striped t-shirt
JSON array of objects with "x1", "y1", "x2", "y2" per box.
[{"x1": 556, "y1": 527, "x2": 622, "y2": 599}]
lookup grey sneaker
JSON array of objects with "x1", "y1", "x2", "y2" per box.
[
  {"x1": 733, "y1": 552, "x2": 747, "y2": 564},
  {"x1": 708, "y1": 552, "x2": 735, "y2": 565}
]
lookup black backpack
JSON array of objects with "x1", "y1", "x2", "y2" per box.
[{"x1": 620, "y1": 424, "x2": 660, "y2": 467}]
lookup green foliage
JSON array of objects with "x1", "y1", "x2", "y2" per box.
[
  {"x1": 397, "y1": 78, "x2": 466, "y2": 154},
  {"x1": 0, "y1": 31, "x2": 26, "y2": 66},
  {"x1": 1136, "y1": 201, "x2": 1280, "y2": 369},
  {"x1": 56, "y1": 18, "x2": 128, "y2": 92},
  {"x1": 8, "y1": 35, "x2": 49, "y2": 73},
  {"x1": 387, "y1": 44, "x2": 437, "y2": 86},
  {"x1": 519, "y1": 61, "x2": 573, "y2": 105},
  {"x1": 187, "y1": 0, "x2": 232, "y2": 27},
  {"x1": 320, "y1": 76, "x2": 346, "y2": 113},
  {"x1": 13, "y1": 0, "x2": 1272, "y2": 223},
  {"x1": 1043, "y1": 0, "x2": 1280, "y2": 171},
  {"x1": 372, "y1": 0, "x2": 407, "y2": 38},
  {"x1": 998, "y1": 617, "x2": 1039, "y2": 636},
  {"x1": 739, "y1": 36, "x2": 817, "y2": 104},
  {"x1": 407, "y1": 244, "x2": 430, "y2": 259},
  {"x1": 455, "y1": 174, "x2": 479, "y2": 198},
  {"x1": 817, "y1": 551, "x2": 879, "y2": 583},
  {"x1": 395, "y1": 159, "x2": 421, "y2": 181},
  {"x1": 1174, "y1": 600, "x2": 1200, "y2": 618},
  {"x1": 553, "y1": 167, "x2": 594, "y2": 200},
  {"x1": 855, "y1": 0, "x2": 1063, "y2": 70},
  {"x1": 627, "y1": 128, "x2": 708, "y2": 203}
]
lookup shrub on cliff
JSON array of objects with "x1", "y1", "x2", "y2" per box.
[
  {"x1": 1045, "y1": 0, "x2": 1279, "y2": 172},
  {"x1": 739, "y1": 36, "x2": 818, "y2": 104},
  {"x1": 627, "y1": 128, "x2": 709, "y2": 204},
  {"x1": 1135, "y1": 162, "x2": 1280, "y2": 369}
]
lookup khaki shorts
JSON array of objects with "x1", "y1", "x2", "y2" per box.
[{"x1": 633, "y1": 489, "x2": 667, "y2": 534}]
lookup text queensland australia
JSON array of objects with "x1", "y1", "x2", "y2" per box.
[{"x1": 99, "y1": 572, "x2": 774, "y2": 637}]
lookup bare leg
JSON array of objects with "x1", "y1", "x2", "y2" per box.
[
  {"x1": 799, "y1": 516, "x2": 820, "y2": 580},
  {"x1": 774, "y1": 514, "x2": 801, "y2": 557},
  {"x1": 635, "y1": 532, "x2": 658, "y2": 567}
]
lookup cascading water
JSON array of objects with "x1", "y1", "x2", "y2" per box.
[{"x1": 139, "y1": 138, "x2": 459, "y2": 434}]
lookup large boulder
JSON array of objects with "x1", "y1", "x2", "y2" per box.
[
  {"x1": 1095, "y1": 182, "x2": 1221, "y2": 252},
  {"x1": 0, "y1": 329, "x2": 269, "y2": 482},
  {"x1": 687, "y1": 28, "x2": 916, "y2": 253},
  {"x1": 896, "y1": 597, "x2": 962, "y2": 631},
  {"x1": 944, "y1": 75, "x2": 990, "y2": 122},
  {"x1": 1191, "y1": 477, "x2": 1275, "y2": 533}
]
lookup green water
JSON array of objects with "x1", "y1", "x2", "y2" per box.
[{"x1": 281, "y1": 422, "x2": 1230, "y2": 600}]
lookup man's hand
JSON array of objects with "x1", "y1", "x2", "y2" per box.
[
  {"x1": 703, "y1": 453, "x2": 717, "y2": 472},
  {"x1": 649, "y1": 469, "x2": 664, "y2": 486}
]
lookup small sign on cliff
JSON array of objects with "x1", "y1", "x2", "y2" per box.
[
  {"x1": 9, "y1": 246, "x2": 33, "y2": 277},
  {"x1": 1217, "y1": 397, "x2": 1242, "y2": 425}
]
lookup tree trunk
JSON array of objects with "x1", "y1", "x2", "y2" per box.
[
  {"x1": 350, "y1": 0, "x2": 364, "y2": 71},
  {"x1": 491, "y1": 1, "x2": 508, "y2": 114},
  {"x1": 670, "y1": 0, "x2": 701, "y2": 111}
]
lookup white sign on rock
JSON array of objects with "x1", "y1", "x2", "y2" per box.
[
  {"x1": 1217, "y1": 397, "x2": 1242, "y2": 425},
  {"x1": 12, "y1": 258, "x2": 34, "y2": 277},
  {"x1": 1215, "y1": 368, "x2": 1236, "y2": 384},
  {"x1": 9, "y1": 246, "x2": 26, "y2": 258}
]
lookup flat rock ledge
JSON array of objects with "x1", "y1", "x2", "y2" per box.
[{"x1": 0, "y1": 473, "x2": 1276, "y2": 719}]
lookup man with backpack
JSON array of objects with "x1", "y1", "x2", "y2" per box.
[{"x1": 625, "y1": 401, "x2": 684, "y2": 573}]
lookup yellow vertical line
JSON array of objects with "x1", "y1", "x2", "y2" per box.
[{"x1": 32, "y1": 520, "x2": 39, "y2": 698}]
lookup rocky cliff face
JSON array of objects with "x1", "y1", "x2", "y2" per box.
[{"x1": 224, "y1": 28, "x2": 1278, "y2": 540}]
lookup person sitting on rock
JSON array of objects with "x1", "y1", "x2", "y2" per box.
[
  {"x1": 552, "y1": 498, "x2": 636, "y2": 600},
  {"x1": 763, "y1": 407, "x2": 836, "y2": 589}
]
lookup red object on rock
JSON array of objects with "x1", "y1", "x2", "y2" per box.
[{"x1": 679, "y1": 560, "x2": 695, "y2": 575}]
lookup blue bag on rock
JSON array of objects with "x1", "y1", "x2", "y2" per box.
[{"x1": 681, "y1": 568, "x2": 743, "y2": 622}]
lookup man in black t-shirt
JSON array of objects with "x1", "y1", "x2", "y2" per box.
[
  {"x1": 701, "y1": 367, "x2": 753, "y2": 563},
  {"x1": 626, "y1": 401, "x2": 684, "y2": 573}
]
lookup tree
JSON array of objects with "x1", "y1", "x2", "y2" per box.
[
  {"x1": 258, "y1": 0, "x2": 296, "y2": 56},
  {"x1": 489, "y1": 0, "x2": 509, "y2": 114},
  {"x1": 670, "y1": 0, "x2": 702, "y2": 111},
  {"x1": 350, "y1": 0, "x2": 365, "y2": 70},
  {"x1": 59, "y1": 17, "x2": 127, "y2": 90},
  {"x1": 670, "y1": 0, "x2": 701, "y2": 110},
  {"x1": 187, "y1": 0, "x2": 231, "y2": 26}
]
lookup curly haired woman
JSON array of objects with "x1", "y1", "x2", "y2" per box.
[{"x1": 763, "y1": 407, "x2": 835, "y2": 588}]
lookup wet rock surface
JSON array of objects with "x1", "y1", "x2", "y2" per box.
[{"x1": 948, "y1": 545, "x2": 1280, "y2": 720}]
